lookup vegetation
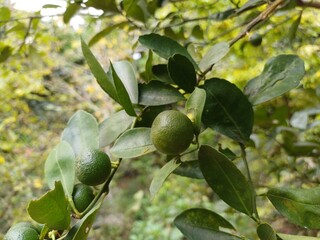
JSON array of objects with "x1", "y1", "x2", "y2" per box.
[{"x1": 1, "y1": 0, "x2": 320, "y2": 239}]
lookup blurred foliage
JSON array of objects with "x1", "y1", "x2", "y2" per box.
[{"x1": 1, "y1": 0, "x2": 320, "y2": 238}]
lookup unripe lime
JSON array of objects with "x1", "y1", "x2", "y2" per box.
[
  {"x1": 4, "y1": 224, "x2": 39, "y2": 240},
  {"x1": 76, "y1": 150, "x2": 112, "y2": 186},
  {"x1": 249, "y1": 33, "x2": 263, "y2": 46},
  {"x1": 72, "y1": 183, "x2": 95, "y2": 212},
  {"x1": 151, "y1": 110, "x2": 194, "y2": 155}
]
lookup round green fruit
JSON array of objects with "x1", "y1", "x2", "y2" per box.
[
  {"x1": 4, "y1": 224, "x2": 39, "y2": 240},
  {"x1": 151, "y1": 110, "x2": 194, "y2": 155},
  {"x1": 76, "y1": 150, "x2": 112, "y2": 186},
  {"x1": 72, "y1": 183, "x2": 95, "y2": 212},
  {"x1": 249, "y1": 33, "x2": 263, "y2": 46}
]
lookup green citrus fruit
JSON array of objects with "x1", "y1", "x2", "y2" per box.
[
  {"x1": 4, "y1": 224, "x2": 39, "y2": 240},
  {"x1": 9, "y1": 222, "x2": 39, "y2": 233},
  {"x1": 76, "y1": 149, "x2": 112, "y2": 186},
  {"x1": 72, "y1": 183, "x2": 95, "y2": 212},
  {"x1": 249, "y1": 33, "x2": 262, "y2": 46},
  {"x1": 151, "y1": 110, "x2": 194, "y2": 155}
]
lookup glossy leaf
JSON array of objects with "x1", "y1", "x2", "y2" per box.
[
  {"x1": 267, "y1": 187, "x2": 320, "y2": 229},
  {"x1": 27, "y1": 182, "x2": 70, "y2": 230},
  {"x1": 202, "y1": 78, "x2": 253, "y2": 143},
  {"x1": 61, "y1": 110, "x2": 99, "y2": 157},
  {"x1": 81, "y1": 38, "x2": 118, "y2": 101},
  {"x1": 199, "y1": 42, "x2": 229, "y2": 72},
  {"x1": 110, "y1": 128, "x2": 156, "y2": 158},
  {"x1": 175, "y1": 208, "x2": 241, "y2": 240},
  {"x1": 150, "y1": 159, "x2": 181, "y2": 199},
  {"x1": 64, "y1": 202, "x2": 101, "y2": 240},
  {"x1": 278, "y1": 234, "x2": 320, "y2": 240},
  {"x1": 152, "y1": 64, "x2": 173, "y2": 84},
  {"x1": 44, "y1": 141, "x2": 75, "y2": 199},
  {"x1": 186, "y1": 87, "x2": 206, "y2": 135},
  {"x1": 99, "y1": 110, "x2": 135, "y2": 148},
  {"x1": 288, "y1": 12, "x2": 302, "y2": 43},
  {"x1": 199, "y1": 145, "x2": 254, "y2": 216},
  {"x1": 257, "y1": 223, "x2": 277, "y2": 240},
  {"x1": 139, "y1": 81, "x2": 185, "y2": 106},
  {"x1": 122, "y1": 0, "x2": 149, "y2": 22},
  {"x1": 63, "y1": 3, "x2": 80, "y2": 24},
  {"x1": 88, "y1": 22, "x2": 127, "y2": 47},
  {"x1": 111, "y1": 62, "x2": 137, "y2": 116},
  {"x1": 168, "y1": 54, "x2": 197, "y2": 93},
  {"x1": 139, "y1": 33, "x2": 198, "y2": 69},
  {"x1": 113, "y1": 61, "x2": 139, "y2": 104},
  {"x1": 173, "y1": 160, "x2": 203, "y2": 179},
  {"x1": 244, "y1": 55, "x2": 305, "y2": 105}
]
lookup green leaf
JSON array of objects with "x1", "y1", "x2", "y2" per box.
[
  {"x1": 236, "y1": 0, "x2": 266, "y2": 14},
  {"x1": 150, "y1": 159, "x2": 181, "y2": 199},
  {"x1": 27, "y1": 182, "x2": 71, "y2": 230},
  {"x1": 61, "y1": 110, "x2": 99, "y2": 157},
  {"x1": 85, "y1": 0, "x2": 119, "y2": 13},
  {"x1": 88, "y1": 22, "x2": 127, "y2": 47},
  {"x1": 152, "y1": 64, "x2": 173, "y2": 84},
  {"x1": 81, "y1": 38, "x2": 118, "y2": 102},
  {"x1": 110, "y1": 127, "x2": 156, "y2": 158},
  {"x1": 175, "y1": 208, "x2": 241, "y2": 240},
  {"x1": 139, "y1": 33, "x2": 198, "y2": 69},
  {"x1": 144, "y1": 50, "x2": 153, "y2": 83},
  {"x1": 168, "y1": 54, "x2": 197, "y2": 93},
  {"x1": 64, "y1": 202, "x2": 101, "y2": 240},
  {"x1": 199, "y1": 42, "x2": 229, "y2": 72},
  {"x1": 44, "y1": 141, "x2": 75, "y2": 199},
  {"x1": 288, "y1": 12, "x2": 302, "y2": 44},
  {"x1": 0, "y1": 46, "x2": 12, "y2": 63},
  {"x1": 202, "y1": 78, "x2": 254, "y2": 143},
  {"x1": 257, "y1": 223, "x2": 277, "y2": 240},
  {"x1": 173, "y1": 160, "x2": 203, "y2": 179},
  {"x1": 138, "y1": 81, "x2": 185, "y2": 106},
  {"x1": 122, "y1": 0, "x2": 149, "y2": 22},
  {"x1": 63, "y1": 3, "x2": 81, "y2": 24},
  {"x1": 244, "y1": 55, "x2": 305, "y2": 105},
  {"x1": 267, "y1": 186, "x2": 320, "y2": 229},
  {"x1": 135, "y1": 106, "x2": 167, "y2": 128},
  {"x1": 42, "y1": 4, "x2": 62, "y2": 8},
  {"x1": 278, "y1": 234, "x2": 320, "y2": 240},
  {"x1": 199, "y1": 145, "x2": 254, "y2": 216},
  {"x1": 99, "y1": 110, "x2": 135, "y2": 148},
  {"x1": 110, "y1": 62, "x2": 137, "y2": 116},
  {"x1": 186, "y1": 87, "x2": 206, "y2": 135},
  {"x1": 113, "y1": 61, "x2": 139, "y2": 104},
  {"x1": 0, "y1": 7, "x2": 11, "y2": 27}
]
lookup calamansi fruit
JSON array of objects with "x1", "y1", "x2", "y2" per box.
[
  {"x1": 151, "y1": 110, "x2": 194, "y2": 155},
  {"x1": 72, "y1": 183, "x2": 95, "y2": 212},
  {"x1": 76, "y1": 150, "x2": 112, "y2": 186},
  {"x1": 249, "y1": 33, "x2": 262, "y2": 46},
  {"x1": 4, "y1": 223, "x2": 39, "y2": 240}
]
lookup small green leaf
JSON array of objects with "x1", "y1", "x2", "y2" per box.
[
  {"x1": 63, "y1": 3, "x2": 80, "y2": 24},
  {"x1": 168, "y1": 54, "x2": 197, "y2": 93},
  {"x1": 152, "y1": 64, "x2": 173, "y2": 84},
  {"x1": 99, "y1": 110, "x2": 135, "y2": 148},
  {"x1": 122, "y1": 0, "x2": 149, "y2": 22},
  {"x1": 202, "y1": 78, "x2": 253, "y2": 143},
  {"x1": 61, "y1": 110, "x2": 99, "y2": 157},
  {"x1": 27, "y1": 182, "x2": 70, "y2": 230},
  {"x1": 173, "y1": 160, "x2": 204, "y2": 179},
  {"x1": 175, "y1": 208, "x2": 241, "y2": 240},
  {"x1": 110, "y1": 62, "x2": 137, "y2": 116},
  {"x1": 199, "y1": 42, "x2": 229, "y2": 72},
  {"x1": 81, "y1": 38, "x2": 118, "y2": 101},
  {"x1": 113, "y1": 61, "x2": 139, "y2": 104},
  {"x1": 42, "y1": 4, "x2": 62, "y2": 8},
  {"x1": 110, "y1": 128, "x2": 156, "y2": 158},
  {"x1": 257, "y1": 223, "x2": 277, "y2": 240},
  {"x1": 150, "y1": 159, "x2": 181, "y2": 199},
  {"x1": 144, "y1": 50, "x2": 153, "y2": 83},
  {"x1": 88, "y1": 22, "x2": 127, "y2": 47},
  {"x1": 139, "y1": 81, "x2": 185, "y2": 106},
  {"x1": 186, "y1": 87, "x2": 206, "y2": 135},
  {"x1": 139, "y1": 33, "x2": 198, "y2": 69},
  {"x1": 199, "y1": 145, "x2": 254, "y2": 216},
  {"x1": 278, "y1": 233, "x2": 320, "y2": 240},
  {"x1": 244, "y1": 55, "x2": 305, "y2": 105},
  {"x1": 288, "y1": 12, "x2": 302, "y2": 44},
  {"x1": 45, "y1": 141, "x2": 75, "y2": 199},
  {"x1": 0, "y1": 7, "x2": 11, "y2": 27},
  {"x1": 64, "y1": 202, "x2": 101, "y2": 240},
  {"x1": 267, "y1": 186, "x2": 320, "y2": 229},
  {"x1": 0, "y1": 46, "x2": 12, "y2": 63},
  {"x1": 85, "y1": 0, "x2": 119, "y2": 13}
]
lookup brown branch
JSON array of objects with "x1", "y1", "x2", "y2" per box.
[
  {"x1": 296, "y1": 0, "x2": 320, "y2": 9},
  {"x1": 18, "y1": 17, "x2": 33, "y2": 52}
]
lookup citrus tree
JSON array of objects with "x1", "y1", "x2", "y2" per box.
[{"x1": 2, "y1": 0, "x2": 320, "y2": 239}]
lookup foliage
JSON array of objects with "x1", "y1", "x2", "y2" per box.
[{"x1": 1, "y1": 0, "x2": 320, "y2": 239}]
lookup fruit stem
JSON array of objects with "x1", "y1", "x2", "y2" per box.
[{"x1": 239, "y1": 143, "x2": 260, "y2": 222}]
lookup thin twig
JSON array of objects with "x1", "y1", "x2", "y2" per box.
[{"x1": 18, "y1": 17, "x2": 33, "y2": 52}]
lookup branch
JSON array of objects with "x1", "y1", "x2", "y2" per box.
[
  {"x1": 18, "y1": 17, "x2": 33, "y2": 52},
  {"x1": 296, "y1": 0, "x2": 320, "y2": 9},
  {"x1": 0, "y1": 14, "x2": 63, "y2": 24},
  {"x1": 229, "y1": 0, "x2": 286, "y2": 47}
]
